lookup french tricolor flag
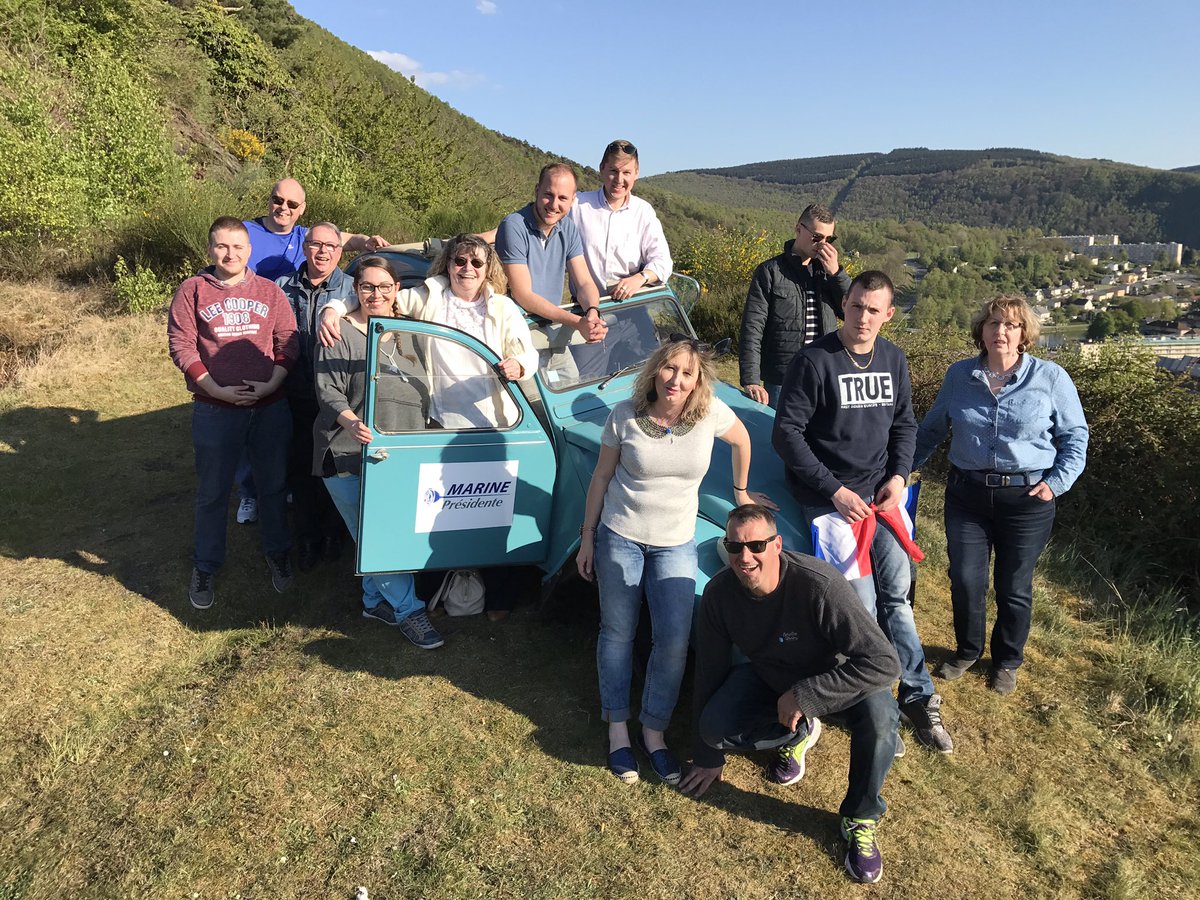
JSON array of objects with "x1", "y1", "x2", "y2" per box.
[{"x1": 810, "y1": 482, "x2": 924, "y2": 581}]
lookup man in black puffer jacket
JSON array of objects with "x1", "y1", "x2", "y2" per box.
[{"x1": 739, "y1": 203, "x2": 851, "y2": 407}]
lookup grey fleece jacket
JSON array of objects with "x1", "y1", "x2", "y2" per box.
[{"x1": 691, "y1": 551, "x2": 899, "y2": 768}]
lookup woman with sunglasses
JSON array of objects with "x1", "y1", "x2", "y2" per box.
[
  {"x1": 577, "y1": 338, "x2": 775, "y2": 785},
  {"x1": 314, "y1": 256, "x2": 445, "y2": 650},
  {"x1": 913, "y1": 296, "x2": 1088, "y2": 695},
  {"x1": 391, "y1": 234, "x2": 538, "y2": 620},
  {"x1": 569, "y1": 139, "x2": 673, "y2": 301}
]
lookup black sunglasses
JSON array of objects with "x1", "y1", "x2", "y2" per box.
[
  {"x1": 605, "y1": 140, "x2": 637, "y2": 156},
  {"x1": 453, "y1": 256, "x2": 486, "y2": 269},
  {"x1": 722, "y1": 535, "x2": 778, "y2": 554},
  {"x1": 667, "y1": 333, "x2": 712, "y2": 352},
  {"x1": 798, "y1": 221, "x2": 836, "y2": 244},
  {"x1": 271, "y1": 195, "x2": 302, "y2": 210}
]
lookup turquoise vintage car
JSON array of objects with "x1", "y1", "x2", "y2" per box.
[{"x1": 347, "y1": 246, "x2": 808, "y2": 606}]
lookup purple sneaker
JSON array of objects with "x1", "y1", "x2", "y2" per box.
[
  {"x1": 768, "y1": 717, "x2": 821, "y2": 785},
  {"x1": 841, "y1": 816, "x2": 883, "y2": 883}
]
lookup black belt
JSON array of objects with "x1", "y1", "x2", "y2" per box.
[{"x1": 956, "y1": 469, "x2": 1039, "y2": 488}]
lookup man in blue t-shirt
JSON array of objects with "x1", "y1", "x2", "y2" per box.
[
  {"x1": 244, "y1": 178, "x2": 390, "y2": 282},
  {"x1": 495, "y1": 164, "x2": 606, "y2": 343},
  {"x1": 772, "y1": 270, "x2": 955, "y2": 755}
]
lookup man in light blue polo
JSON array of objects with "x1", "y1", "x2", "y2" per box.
[{"x1": 496, "y1": 164, "x2": 606, "y2": 342}]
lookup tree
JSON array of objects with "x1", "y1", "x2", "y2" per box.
[{"x1": 1087, "y1": 311, "x2": 1116, "y2": 341}]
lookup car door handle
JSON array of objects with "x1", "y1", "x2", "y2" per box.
[{"x1": 369, "y1": 448, "x2": 389, "y2": 462}]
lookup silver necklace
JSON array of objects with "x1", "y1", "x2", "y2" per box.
[
  {"x1": 982, "y1": 357, "x2": 1020, "y2": 380},
  {"x1": 842, "y1": 343, "x2": 875, "y2": 370}
]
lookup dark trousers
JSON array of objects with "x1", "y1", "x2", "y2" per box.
[
  {"x1": 944, "y1": 471, "x2": 1057, "y2": 669},
  {"x1": 192, "y1": 399, "x2": 291, "y2": 573},
  {"x1": 286, "y1": 393, "x2": 337, "y2": 547},
  {"x1": 698, "y1": 664, "x2": 897, "y2": 820}
]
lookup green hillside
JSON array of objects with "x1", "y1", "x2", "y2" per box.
[
  {"x1": 0, "y1": 0, "x2": 777, "y2": 284},
  {"x1": 647, "y1": 148, "x2": 1200, "y2": 248}
]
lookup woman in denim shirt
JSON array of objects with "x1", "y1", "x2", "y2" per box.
[{"x1": 914, "y1": 296, "x2": 1088, "y2": 696}]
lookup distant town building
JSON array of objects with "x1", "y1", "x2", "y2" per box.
[{"x1": 1044, "y1": 234, "x2": 1184, "y2": 266}]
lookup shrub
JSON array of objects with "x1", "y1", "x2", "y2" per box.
[
  {"x1": 218, "y1": 127, "x2": 265, "y2": 163},
  {"x1": 112, "y1": 256, "x2": 171, "y2": 314}
]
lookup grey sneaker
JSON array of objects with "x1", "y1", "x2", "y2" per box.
[
  {"x1": 936, "y1": 655, "x2": 978, "y2": 680},
  {"x1": 188, "y1": 568, "x2": 214, "y2": 610},
  {"x1": 899, "y1": 694, "x2": 954, "y2": 753},
  {"x1": 894, "y1": 734, "x2": 906, "y2": 758},
  {"x1": 989, "y1": 667, "x2": 1019, "y2": 696},
  {"x1": 236, "y1": 496, "x2": 258, "y2": 524},
  {"x1": 768, "y1": 717, "x2": 821, "y2": 785},
  {"x1": 266, "y1": 553, "x2": 293, "y2": 593},
  {"x1": 397, "y1": 610, "x2": 445, "y2": 650}
]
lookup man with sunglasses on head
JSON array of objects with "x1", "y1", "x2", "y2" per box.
[
  {"x1": 740, "y1": 203, "x2": 850, "y2": 408},
  {"x1": 772, "y1": 270, "x2": 955, "y2": 758},
  {"x1": 680, "y1": 504, "x2": 900, "y2": 884}
]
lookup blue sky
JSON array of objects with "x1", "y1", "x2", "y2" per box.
[{"x1": 289, "y1": 0, "x2": 1200, "y2": 176}]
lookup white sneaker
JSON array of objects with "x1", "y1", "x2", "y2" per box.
[{"x1": 236, "y1": 497, "x2": 258, "y2": 524}]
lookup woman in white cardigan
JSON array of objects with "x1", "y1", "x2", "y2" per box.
[{"x1": 396, "y1": 233, "x2": 537, "y2": 430}]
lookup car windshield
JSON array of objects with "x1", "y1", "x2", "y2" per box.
[{"x1": 531, "y1": 296, "x2": 691, "y2": 393}]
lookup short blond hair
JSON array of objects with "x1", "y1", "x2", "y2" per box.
[
  {"x1": 971, "y1": 295, "x2": 1040, "y2": 352},
  {"x1": 631, "y1": 339, "x2": 717, "y2": 425}
]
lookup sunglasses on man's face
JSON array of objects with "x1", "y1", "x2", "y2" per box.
[
  {"x1": 722, "y1": 535, "x2": 777, "y2": 554},
  {"x1": 271, "y1": 195, "x2": 302, "y2": 210},
  {"x1": 798, "y1": 221, "x2": 836, "y2": 244}
]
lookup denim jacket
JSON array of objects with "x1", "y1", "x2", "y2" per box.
[{"x1": 914, "y1": 354, "x2": 1089, "y2": 497}]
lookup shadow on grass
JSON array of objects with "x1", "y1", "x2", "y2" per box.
[{"x1": 0, "y1": 402, "x2": 358, "y2": 630}]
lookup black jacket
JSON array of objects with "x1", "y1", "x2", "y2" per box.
[{"x1": 739, "y1": 239, "x2": 851, "y2": 387}]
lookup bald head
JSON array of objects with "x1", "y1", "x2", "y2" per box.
[{"x1": 265, "y1": 178, "x2": 307, "y2": 234}]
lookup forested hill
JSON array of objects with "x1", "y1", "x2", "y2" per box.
[
  {"x1": 645, "y1": 148, "x2": 1200, "y2": 248},
  {"x1": 0, "y1": 0, "x2": 744, "y2": 280}
]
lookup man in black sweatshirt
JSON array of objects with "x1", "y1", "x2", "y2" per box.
[
  {"x1": 771, "y1": 270, "x2": 954, "y2": 756},
  {"x1": 680, "y1": 504, "x2": 899, "y2": 884}
]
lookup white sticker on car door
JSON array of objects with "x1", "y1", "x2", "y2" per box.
[{"x1": 415, "y1": 460, "x2": 519, "y2": 533}]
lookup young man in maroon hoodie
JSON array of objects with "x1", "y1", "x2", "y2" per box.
[{"x1": 168, "y1": 216, "x2": 300, "y2": 609}]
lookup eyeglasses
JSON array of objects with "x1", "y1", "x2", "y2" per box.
[
  {"x1": 358, "y1": 282, "x2": 396, "y2": 295},
  {"x1": 452, "y1": 256, "x2": 486, "y2": 270},
  {"x1": 605, "y1": 140, "x2": 637, "y2": 156},
  {"x1": 987, "y1": 320, "x2": 1023, "y2": 331},
  {"x1": 667, "y1": 333, "x2": 712, "y2": 352},
  {"x1": 798, "y1": 221, "x2": 836, "y2": 244},
  {"x1": 270, "y1": 195, "x2": 302, "y2": 210},
  {"x1": 722, "y1": 535, "x2": 778, "y2": 554},
  {"x1": 304, "y1": 241, "x2": 340, "y2": 253}
]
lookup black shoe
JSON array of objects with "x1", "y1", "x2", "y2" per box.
[
  {"x1": 899, "y1": 694, "x2": 954, "y2": 753},
  {"x1": 189, "y1": 568, "x2": 214, "y2": 610},
  {"x1": 267, "y1": 553, "x2": 293, "y2": 593},
  {"x1": 989, "y1": 667, "x2": 1019, "y2": 696},
  {"x1": 297, "y1": 540, "x2": 322, "y2": 573},
  {"x1": 935, "y1": 655, "x2": 978, "y2": 681},
  {"x1": 322, "y1": 532, "x2": 344, "y2": 562}
]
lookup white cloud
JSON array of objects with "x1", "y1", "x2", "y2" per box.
[
  {"x1": 367, "y1": 50, "x2": 486, "y2": 90},
  {"x1": 476, "y1": 1, "x2": 498, "y2": 13}
]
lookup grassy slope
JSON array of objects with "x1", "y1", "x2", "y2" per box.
[{"x1": 0, "y1": 301, "x2": 1195, "y2": 899}]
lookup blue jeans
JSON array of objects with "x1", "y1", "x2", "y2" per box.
[
  {"x1": 764, "y1": 382, "x2": 782, "y2": 409},
  {"x1": 323, "y1": 473, "x2": 421, "y2": 619},
  {"x1": 192, "y1": 399, "x2": 291, "y2": 573},
  {"x1": 594, "y1": 523, "x2": 696, "y2": 731},
  {"x1": 236, "y1": 457, "x2": 256, "y2": 501},
  {"x1": 803, "y1": 501, "x2": 934, "y2": 706},
  {"x1": 698, "y1": 664, "x2": 897, "y2": 820},
  {"x1": 944, "y1": 471, "x2": 1057, "y2": 669}
]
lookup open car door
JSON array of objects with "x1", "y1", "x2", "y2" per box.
[{"x1": 356, "y1": 318, "x2": 557, "y2": 575}]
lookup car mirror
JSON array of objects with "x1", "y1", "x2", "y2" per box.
[{"x1": 713, "y1": 337, "x2": 733, "y2": 357}]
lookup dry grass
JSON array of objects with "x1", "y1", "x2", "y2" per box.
[
  {"x1": 0, "y1": 279, "x2": 108, "y2": 388},
  {"x1": 0, "y1": 298, "x2": 1196, "y2": 899}
]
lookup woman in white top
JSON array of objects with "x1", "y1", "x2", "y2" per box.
[
  {"x1": 570, "y1": 139, "x2": 673, "y2": 301},
  {"x1": 577, "y1": 337, "x2": 774, "y2": 785},
  {"x1": 394, "y1": 234, "x2": 538, "y2": 430}
]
